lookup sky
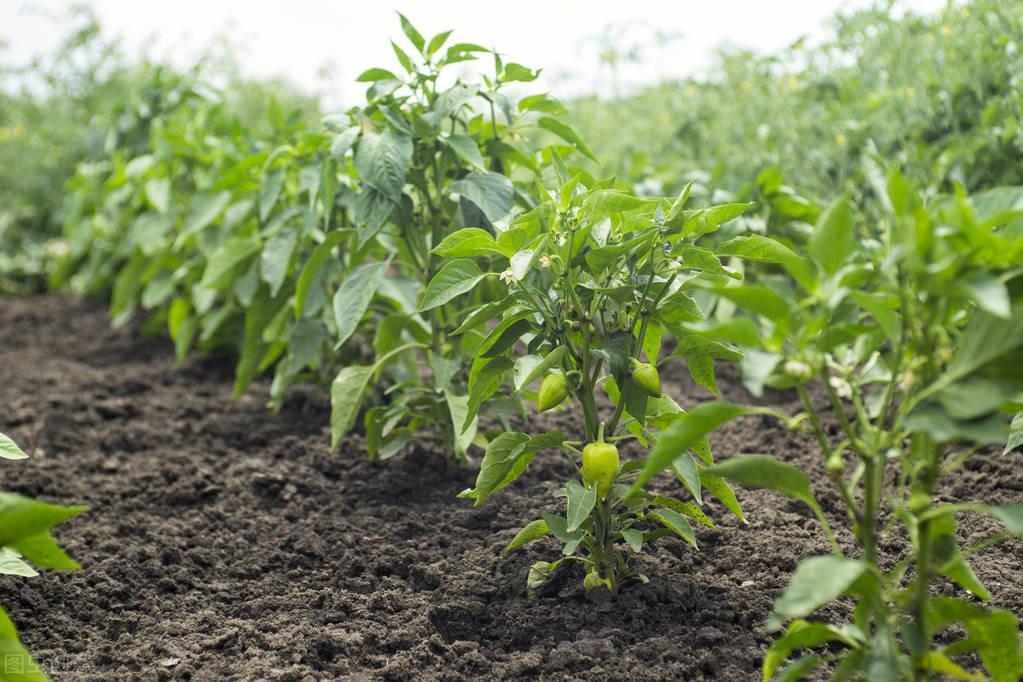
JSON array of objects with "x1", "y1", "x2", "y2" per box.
[{"x1": 2, "y1": 0, "x2": 948, "y2": 105}]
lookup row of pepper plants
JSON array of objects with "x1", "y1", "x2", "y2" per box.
[{"x1": 25, "y1": 15, "x2": 1023, "y2": 681}]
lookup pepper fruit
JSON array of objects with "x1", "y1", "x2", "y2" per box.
[
  {"x1": 631, "y1": 360, "x2": 662, "y2": 398},
  {"x1": 582, "y1": 425, "x2": 619, "y2": 500},
  {"x1": 537, "y1": 373, "x2": 569, "y2": 412}
]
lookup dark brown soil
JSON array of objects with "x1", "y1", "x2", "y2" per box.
[{"x1": 1, "y1": 295, "x2": 1020, "y2": 681}]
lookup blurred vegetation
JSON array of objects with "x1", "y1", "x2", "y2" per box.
[
  {"x1": 0, "y1": 6, "x2": 318, "y2": 292},
  {"x1": 571, "y1": 0, "x2": 1023, "y2": 208}
]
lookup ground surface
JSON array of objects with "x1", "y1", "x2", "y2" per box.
[{"x1": 0, "y1": 295, "x2": 1020, "y2": 681}]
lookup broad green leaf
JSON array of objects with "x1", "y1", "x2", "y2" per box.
[
  {"x1": 763, "y1": 620, "x2": 857, "y2": 682},
  {"x1": 675, "y1": 203, "x2": 753, "y2": 238},
  {"x1": 564, "y1": 480, "x2": 597, "y2": 532},
  {"x1": 849, "y1": 291, "x2": 900, "y2": 342},
  {"x1": 929, "y1": 598, "x2": 1020, "y2": 682},
  {"x1": 145, "y1": 177, "x2": 170, "y2": 213},
  {"x1": 444, "y1": 390, "x2": 477, "y2": 459},
  {"x1": 672, "y1": 453, "x2": 702, "y2": 504},
  {"x1": 463, "y1": 356, "x2": 513, "y2": 432},
  {"x1": 1004, "y1": 413, "x2": 1023, "y2": 455},
  {"x1": 451, "y1": 172, "x2": 514, "y2": 223},
  {"x1": 919, "y1": 652, "x2": 983, "y2": 680},
  {"x1": 505, "y1": 519, "x2": 549, "y2": 553},
  {"x1": 426, "y1": 30, "x2": 453, "y2": 56},
  {"x1": 259, "y1": 168, "x2": 285, "y2": 224},
  {"x1": 537, "y1": 117, "x2": 597, "y2": 162},
  {"x1": 959, "y1": 275, "x2": 1012, "y2": 319},
  {"x1": 771, "y1": 556, "x2": 867, "y2": 626},
  {"x1": 513, "y1": 347, "x2": 566, "y2": 392},
  {"x1": 260, "y1": 227, "x2": 299, "y2": 297},
  {"x1": 295, "y1": 230, "x2": 349, "y2": 319},
  {"x1": 356, "y1": 67, "x2": 399, "y2": 82},
  {"x1": 699, "y1": 470, "x2": 746, "y2": 523},
  {"x1": 0, "y1": 434, "x2": 27, "y2": 460},
  {"x1": 706, "y1": 455, "x2": 817, "y2": 508},
  {"x1": 988, "y1": 503, "x2": 1023, "y2": 536},
  {"x1": 0, "y1": 549, "x2": 36, "y2": 577},
  {"x1": 355, "y1": 129, "x2": 412, "y2": 200},
  {"x1": 649, "y1": 507, "x2": 698, "y2": 549},
  {"x1": 717, "y1": 235, "x2": 816, "y2": 291},
  {"x1": 397, "y1": 12, "x2": 425, "y2": 52},
  {"x1": 0, "y1": 607, "x2": 48, "y2": 682},
  {"x1": 934, "y1": 306, "x2": 1023, "y2": 392},
  {"x1": 199, "y1": 235, "x2": 261, "y2": 291},
  {"x1": 711, "y1": 285, "x2": 791, "y2": 324},
  {"x1": 330, "y1": 365, "x2": 375, "y2": 449},
  {"x1": 333, "y1": 260, "x2": 389, "y2": 349},
  {"x1": 232, "y1": 293, "x2": 281, "y2": 399},
  {"x1": 178, "y1": 191, "x2": 231, "y2": 245},
  {"x1": 420, "y1": 259, "x2": 488, "y2": 312},
  {"x1": 808, "y1": 196, "x2": 855, "y2": 276},
  {"x1": 620, "y1": 528, "x2": 644, "y2": 553},
  {"x1": 0, "y1": 493, "x2": 87, "y2": 547},
  {"x1": 467, "y1": 432, "x2": 531, "y2": 506},
  {"x1": 432, "y1": 228, "x2": 512, "y2": 258},
  {"x1": 630, "y1": 401, "x2": 770, "y2": 493},
  {"x1": 444, "y1": 134, "x2": 486, "y2": 170},
  {"x1": 9, "y1": 532, "x2": 80, "y2": 570}
]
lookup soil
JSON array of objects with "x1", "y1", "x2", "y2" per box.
[{"x1": 0, "y1": 294, "x2": 1020, "y2": 681}]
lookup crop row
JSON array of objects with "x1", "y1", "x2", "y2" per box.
[{"x1": 4, "y1": 14, "x2": 1023, "y2": 681}]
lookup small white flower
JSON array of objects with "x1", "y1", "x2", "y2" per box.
[
  {"x1": 829, "y1": 375, "x2": 853, "y2": 399},
  {"x1": 556, "y1": 233, "x2": 568, "y2": 247},
  {"x1": 499, "y1": 268, "x2": 519, "y2": 285},
  {"x1": 540, "y1": 256, "x2": 552, "y2": 268}
]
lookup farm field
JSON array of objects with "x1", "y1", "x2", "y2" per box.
[
  {"x1": 4, "y1": 294, "x2": 1020, "y2": 680},
  {"x1": 2, "y1": 1, "x2": 1023, "y2": 680}
]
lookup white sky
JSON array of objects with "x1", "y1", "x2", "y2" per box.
[{"x1": 2, "y1": 0, "x2": 948, "y2": 105}]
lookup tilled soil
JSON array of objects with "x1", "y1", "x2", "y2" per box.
[{"x1": 0, "y1": 294, "x2": 1020, "y2": 681}]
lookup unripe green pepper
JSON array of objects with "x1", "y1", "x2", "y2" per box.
[
  {"x1": 537, "y1": 373, "x2": 569, "y2": 412},
  {"x1": 631, "y1": 360, "x2": 662, "y2": 398},
  {"x1": 583, "y1": 569, "x2": 612, "y2": 593},
  {"x1": 582, "y1": 425, "x2": 619, "y2": 500}
]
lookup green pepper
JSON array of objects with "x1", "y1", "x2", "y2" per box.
[
  {"x1": 582, "y1": 426, "x2": 619, "y2": 500},
  {"x1": 537, "y1": 373, "x2": 569, "y2": 412},
  {"x1": 631, "y1": 360, "x2": 662, "y2": 398}
]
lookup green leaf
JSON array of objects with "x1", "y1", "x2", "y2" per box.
[
  {"x1": 564, "y1": 480, "x2": 597, "y2": 532},
  {"x1": 333, "y1": 260, "x2": 390, "y2": 349},
  {"x1": 355, "y1": 129, "x2": 412, "y2": 200},
  {"x1": 959, "y1": 275, "x2": 1012, "y2": 319},
  {"x1": 444, "y1": 390, "x2": 477, "y2": 460},
  {"x1": 537, "y1": 117, "x2": 597, "y2": 162},
  {"x1": 259, "y1": 168, "x2": 285, "y2": 223},
  {"x1": 397, "y1": 12, "x2": 425, "y2": 52},
  {"x1": 699, "y1": 470, "x2": 747, "y2": 523},
  {"x1": 177, "y1": 191, "x2": 231, "y2": 246},
  {"x1": 9, "y1": 532, "x2": 80, "y2": 570},
  {"x1": 1004, "y1": 413, "x2": 1023, "y2": 454},
  {"x1": 706, "y1": 455, "x2": 817, "y2": 508},
  {"x1": 918, "y1": 652, "x2": 983, "y2": 680},
  {"x1": 929, "y1": 598, "x2": 1021, "y2": 682},
  {"x1": 232, "y1": 292, "x2": 281, "y2": 400},
  {"x1": 330, "y1": 365, "x2": 375, "y2": 449},
  {"x1": 0, "y1": 607, "x2": 48, "y2": 682},
  {"x1": 649, "y1": 507, "x2": 698, "y2": 549},
  {"x1": 426, "y1": 30, "x2": 453, "y2": 56},
  {"x1": 674, "y1": 203, "x2": 753, "y2": 238},
  {"x1": 432, "y1": 228, "x2": 512, "y2": 258},
  {"x1": 0, "y1": 433, "x2": 28, "y2": 460},
  {"x1": 672, "y1": 453, "x2": 702, "y2": 504},
  {"x1": 356, "y1": 67, "x2": 399, "y2": 82},
  {"x1": 503, "y1": 63, "x2": 540, "y2": 82},
  {"x1": 710, "y1": 285, "x2": 792, "y2": 324},
  {"x1": 451, "y1": 172, "x2": 514, "y2": 223},
  {"x1": 771, "y1": 556, "x2": 868, "y2": 626},
  {"x1": 199, "y1": 235, "x2": 261, "y2": 291},
  {"x1": 513, "y1": 347, "x2": 567, "y2": 391},
  {"x1": 936, "y1": 306, "x2": 1023, "y2": 391},
  {"x1": 468, "y1": 432, "x2": 531, "y2": 506},
  {"x1": 260, "y1": 227, "x2": 299, "y2": 297},
  {"x1": 420, "y1": 259, "x2": 488, "y2": 311},
  {"x1": 629, "y1": 401, "x2": 768, "y2": 493},
  {"x1": 763, "y1": 620, "x2": 857, "y2": 682},
  {"x1": 505, "y1": 519, "x2": 549, "y2": 553},
  {"x1": 0, "y1": 493, "x2": 87, "y2": 547},
  {"x1": 444, "y1": 134, "x2": 486, "y2": 170},
  {"x1": 295, "y1": 230, "x2": 348, "y2": 319},
  {"x1": 145, "y1": 177, "x2": 170, "y2": 213},
  {"x1": 808, "y1": 196, "x2": 855, "y2": 276},
  {"x1": 717, "y1": 235, "x2": 816, "y2": 291},
  {"x1": 988, "y1": 503, "x2": 1023, "y2": 536},
  {"x1": 463, "y1": 357, "x2": 513, "y2": 432}
]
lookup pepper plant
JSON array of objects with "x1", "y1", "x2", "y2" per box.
[
  {"x1": 319, "y1": 15, "x2": 598, "y2": 462},
  {"x1": 443, "y1": 167, "x2": 779, "y2": 594},
  {"x1": 0, "y1": 432, "x2": 86, "y2": 681},
  {"x1": 633, "y1": 176, "x2": 1023, "y2": 679}
]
